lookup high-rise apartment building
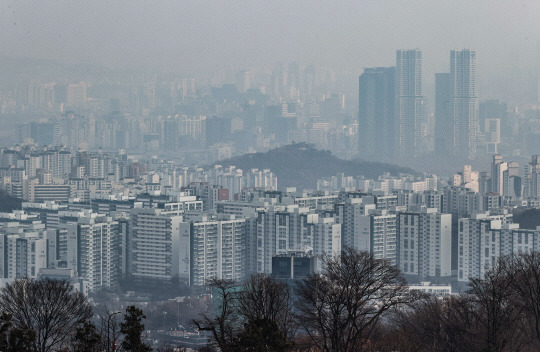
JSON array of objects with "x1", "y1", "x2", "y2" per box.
[
  {"x1": 524, "y1": 155, "x2": 540, "y2": 199},
  {"x1": 458, "y1": 215, "x2": 540, "y2": 282},
  {"x1": 358, "y1": 67, "x2": 395, "y2": 158},
  {"x1": 397, "y1": 209, "x2": 452, "y2": 280},
  {"x1": 450, "y1": 49, "x2": 478, "y2": 160},
  {"x1": 358, "y1": 211, "x2": 398, "y2": 265},
  {"x1": 395, "y1": 49, "x2": 423, "y2": 158},
  {"x1": 186, "y1": 215, "x2": 246, "y2": 286},
  {"x1": 307, "y1": 215, "x2": 341, "y2": 272},
  {"x1": 58, "y1": 211, "x2": 120, "y2": 292},
  {"x1": 0, "y1": 228, "x2": 56, "y2": 280},
  {"x1": 255, "y1": 206, "x2": 311, "y2": 274},
  {"x1": 489, "y1": 154, "x2": 520, "y2": 197},
  {"x1": 129, "y1": 208, "x2": 188, "y2": 283},
  {"x1": 334, "y1": 197, "x2": 376, "y2": 250},
  {"x1": 336, "y1": 196, "x2": 397, "y2": 265}
]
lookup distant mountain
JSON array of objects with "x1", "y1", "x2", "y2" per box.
[
  {"x1": 214, "y1": 143, "x2": 418, "y2": 190},
  {"x1": 0, "y1": 192, "x2": 22, "y2": 212}
]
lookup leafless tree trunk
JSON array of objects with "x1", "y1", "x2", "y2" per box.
[
  {"x1": 468, "y1": 258, "x2": 527, "y2": 352},
  {"x1": 394, "y1": 293, "x2": 478, "y2": 352},
  {"x1": 294, "y1": 247, "x2": 409, "y2": 352},
  {"x1": 237, "y1": 273, "x2": 296, "y2": 339},
  {"x1": 0, "y1": 278, "x2": 93, "y2": 352},
  {"x1": 509, "y1": 251, "x2": 540, "y2": 348},
  {"x1": 192, "y1": 278, "x2": 239, "y2": 352}
]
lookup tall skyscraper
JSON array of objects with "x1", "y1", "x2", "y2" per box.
[
  {"x1": 395, "y1": 49, "x2": 423, "y2": 158},
  {"x1": 358, "y1": 67, "x2": 395, "y2": 158},
  {"x1": 450, "y1": 49, "x2": 478, "y2": 160},
  {"x1": 434, "y1": 73, "x2": 451, "y2": 155}
]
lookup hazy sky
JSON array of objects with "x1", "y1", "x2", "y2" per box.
[{"x1": 1, "y1": 1, "x2": 540, "y2": 78}]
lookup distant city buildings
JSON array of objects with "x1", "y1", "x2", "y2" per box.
[
  {"x1": 67, "y1": 82, "x2": 87, "y2": 107},
  {"x1": 0, "y1": 142, "x2": 539, "y2": 293},
  {"x1": 356, "y1": 49, "x2": 486, "y2": 161},
  {"x1": 3, "y1": 51, "x2": 540, "y2": 297},
  {"x1": 444, "y1": 49, "x2": 478, "y2": 160},
  {"x1": 395, "y1": 49, "x2": 423, "y2": 159},
  {"x1": 358, "y1": 67, "x2": 395, "y2": 158}
]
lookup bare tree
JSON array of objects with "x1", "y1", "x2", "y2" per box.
[
  {"x1": 192, "y1": 278, "x2": 240, "y2": 352},
  {"x1": 509, "y1": 251, "x2": 540, "y2": 347},
  {"x1": 294, "y1": 247, "x2": 409, "y2": 352},
  {"x1": 0, "y1": 278, "x2": 93, "y2": 352},
  {"x1": 237, "y1": 273, "x2": 295, "y2": 340},
  {"x1": 468, "y1": 258, "x2": 527, "y2": 352},
  {"x1": 394, "y1": 293, "x2": 477, "y2": 352},
  {"x1": 0, "y1": 311, "x2": 35, "y2": 352}
]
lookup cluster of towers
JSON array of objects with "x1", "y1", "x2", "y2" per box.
[{"x1": 359, "y1": 49, "x2": 478, "y2": 160}]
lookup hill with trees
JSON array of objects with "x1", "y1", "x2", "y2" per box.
[
  {"x1": 0, "y1": 192, "x2": 22, "y2": 212},
  {"x1": 513, "y1": 208, "x2": 540, "y2": 230},
  {"x1": 215, "y1": 143, "x2": 418, "y2": 189}
]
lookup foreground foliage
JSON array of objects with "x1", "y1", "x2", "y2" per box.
[
  {"x1": 0, "y1": 278, "x2": 92, "y2": 352},
  {"x1": 0, "y1": 278, "x2": 152, "y2": 352}
]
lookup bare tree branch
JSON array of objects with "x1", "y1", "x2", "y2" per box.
[
  {"x1": 294, "y1": 247, "x2": 409, "y2": 352},
  {"x1": 0, "y1": 278, "x2": 92, "y2": 352}
]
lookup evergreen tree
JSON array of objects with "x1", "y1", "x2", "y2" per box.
[
  {"x1": 0, "y1": 312, "x2": 35, "y2": 352},
  {"x1": 72, "y1": 321, "x2": 101, "y2": 352},
  {"x1": 120, "y1": 306, "x2": 152, "y2": 352},
  {"x1": 236, "y1": 318, "x2": 293, "y2": 351}
]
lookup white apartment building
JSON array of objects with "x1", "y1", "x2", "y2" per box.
[
  {"x1": 336, "y1": 198, "x2": 397, "y2": 264},
  {"x1": 0, "y1": 225, "x2": 56, "y2": 280},
  {"x1": 334, "y1": 197, "x2": 376, "y2": 250},
  {"x1": 397, "y1": 208, "x2": 452, "y2": 279},
  {"x1": 185, "y1": 215, "x2": 246, "y2": 286},
  {"x1": 59, "y1": 211, "x2": 119, "y2": 292},
  {"x1": 255, "y1": 205, "x2": 311, "y2": 274},
  {"x1": 357, "y1": 211, "x2": 398, "y2": 265},
  {"x1": 129, "y1": 208, "x2": 187, "y2": 283},
  {"x1": 458, "y1": 213, "x2": 539, "y2": 282},
  {"x1": 307, "y1": 215, "x2": 341, "y2": 272}
]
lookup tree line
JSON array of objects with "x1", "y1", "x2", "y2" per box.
[
  {"x1": 0, "y1": 278, "x2": 151, "y2": 352},
  {"x1": 6, "y1": 248, "x2": 540, "y2": 351},
  {"x1": 193, "y1": 248, "x2": 540, "y2": 352}
]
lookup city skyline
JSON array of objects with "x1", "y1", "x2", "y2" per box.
[{"x1": 3, "y1": 3, "x2": 540, "y2": 350}]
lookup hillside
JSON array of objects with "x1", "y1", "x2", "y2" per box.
[
  {"x1": 214, "y1": 143, "x2": 418, "y2": 190},
  {"x1": 513, "y1": 209, "x2": 540, "y2": 230},
  {"x1": 0, "y1": 192, "x2": 22, "y2": 212}
]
